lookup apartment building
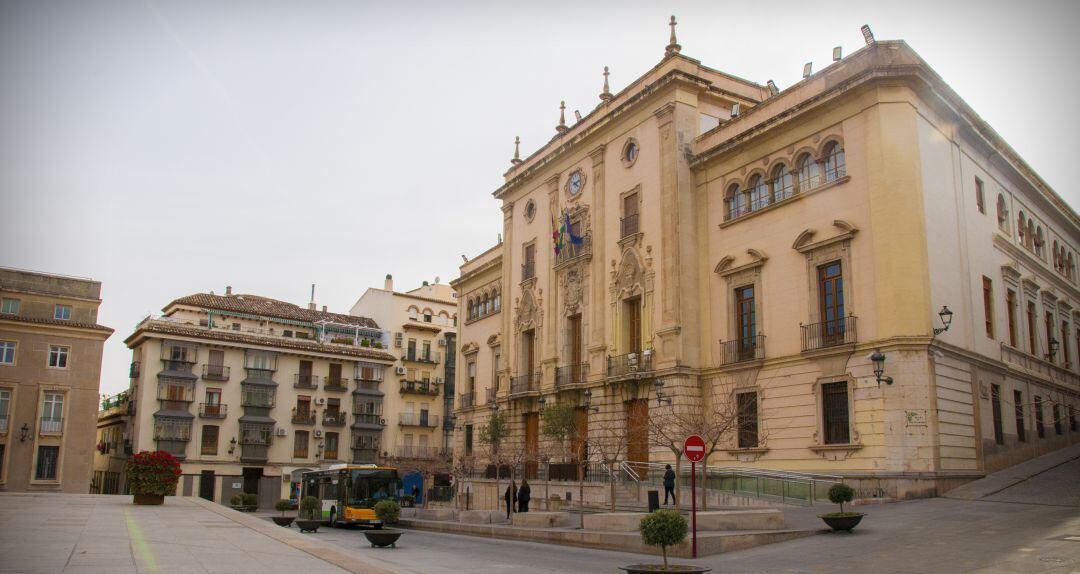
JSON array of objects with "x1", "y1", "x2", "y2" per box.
[
  {"x1": 124, "y1": 287, "x2": 396, "y2": 508},
  {"x1": 0, "y1": 267, "x2": 113, "y2": 492},
  {"x1": 92, "y1": 389, "x2": 133, "y2": 494},
  {"x1": 452, "y1": 24, "x2": 1079, "y2": 499}
]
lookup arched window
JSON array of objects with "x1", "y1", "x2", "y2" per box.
[
  {"x1": 1069, "y1": 253, "x2": 1075, "y2": 280},
  {"x1": 771, "y1": 164, "x2": 793, "y2": 201},
  {"x1": 748, "y1": 175, "x2": 768, "y2": 210},
  {"x1": 467, "y1": 299, "x2": 475, "y2": 320},
  {"x1": 493, "y1": 291, "x2": 501, "y2": 312},
  {"x1": 1017, "y1": 211, "x2": 1026, "y2": 243},
  {"x1": 1035, "y1": 226, "x2": 1044, "y2": 256},
  {"x1": 823, "y1": 141, "x2": 846, "y2": 181},
  {"x1": 1053, "y1": 241, "x2": 1060, "y2": 269},
  {"x1": 796, "y1": 153, "x2": 819, "y2": 191},
  {"x1": 726, "y1": 183, "x2": 746, "y2": 220},
  {"x1": 484, "y1": 294, "x2": 492, "y2": 315},
  {"x1": 1026, "y1": 221, "x2": 1035, "y2": 249}
]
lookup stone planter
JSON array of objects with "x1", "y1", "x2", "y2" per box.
[
  {"x1": 620, "y1": 565, "x2": 711, "y2": 573},
  {"x1": 819, "y1": 513, "x2": 865, "y2": 532},
  {"x1": 133, "y1": 493, "x2": 165, "y2": 506},
  {"x1": 363, "y1": 529, "x2": 403, "y2": 548},
  {"x1": 295, "y1": 519, "x2": 321, "y2": 533},
  {"x1": 244, "y1": 505, "x2": 259, "y2": 513},
  {"x1": 272, "y1": 516, "x2": 295, "y2": 527}
]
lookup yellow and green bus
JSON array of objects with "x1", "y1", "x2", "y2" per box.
[{"x1": 300, "y1": 464, "x2": 401, "y2": 528}]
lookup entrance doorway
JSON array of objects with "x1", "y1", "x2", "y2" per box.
[
  {"x1": 199, "y1": 470, "x2": 215, "y2": 501},
  {"x1": 242, "y1": 467, "x2": 262, "y2": 497},
  {"x1": 626, "y1": 399, "x2": 649, "y2": 476},
  {"x1": 524, "y1": 412, "x2": 539, "y2": 479}
]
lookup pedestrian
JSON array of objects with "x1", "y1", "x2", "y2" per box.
[
  {"x1": 412, "y1": 484, "x2": 420, "y2": 505},
  {"x1": 505, "y1": 481, "x2": 517, "y2": 519},
  {"x1": 518, "y1": 480, "x2": 531, "y2": 513},
  {"x1": 663, "y1": 464, "x2": 676, "y2": 505}
]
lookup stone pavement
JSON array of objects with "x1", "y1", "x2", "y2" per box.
[{"x1": 945, "y1": 441, "x2": 1080, "y2": 506}]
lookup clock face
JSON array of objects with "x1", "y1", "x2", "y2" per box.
[{"x1": 568, "y1": 171, "x2": 583, "y2": 196}]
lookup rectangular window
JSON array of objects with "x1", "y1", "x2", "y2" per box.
[
  {"x1": 47, "y1": 346, "x2": 69, "y2": 368},
  {"x1": 325, "y1": 432, "x2": 339, "y2": 459},
  {"x1": 735, "y1": 285, "x2": 756, "y2": 358},
  {"x1": 523, "y1": 243, "x2": 536, "y2": 281},
  {"x1": 465, "y1": 424, "x2": 474, "y2": 456},
  {"x1": 1006, "y1": 290, "x2": 1018, "y2": 347},
  {"x1": 1062, "y1": 321, "x2": 1071, "y2": 367},
  {"x1": 201, "y1": 425, "x2": 219, "y2": 455},
  {"x1": 975, "y1": 177, "x2": 985, "y2": 214},
  {"x1": 982, "y1": 277, "x2": 994, "y2": 338},
  {"x1": 1053, "y1": 404, "x2": 1063, "y2": 435},
  {"x1": 0, "y1": 341, "x2": 15, "y2": 365},
  {"x1": 821, "y1": 381, "x2": 850, "y2": 445},
  {"x1": 817, "y1": 261, "x2": 845, "y2": 345},
  {"x1": 621, "y1": 192, "x2": 640, "y2": 237},
  {"x1": 294, "y1": 430, "x2": 309, "y2": 458},
  {"x1": 0, "y1": 389, "x2": 10, "y2": 433},
  {"x1": 0, "y1": 298, "x2": 19, "y2": 314},
  {"x1": 1070, "y1": 405, "x2": 1077, "y2": 432},
  {"x1": 54, "y1": 305, "x2": 71, "y2": 320},
  {"x1": 737, "y1": 392, "x2": 759, "y2": 448},
  {"x1": 1027, "y1": 302, "x2": 1037, "y2": 354},
  {"x1": 1034, "y1": 395, "x2": 1045, "y2": 438},
  {"x1": 35, "y1": 446, "x2": 59, "y2": 480},
  {"x1": 1014, "y1": 390, "x2": 1026, "y2": 442},
  {"x1": 1045, "y1": 311, "x2": 1055, "y2": 361},
  {"x1": 41, "y1": 392, "x2": 64, "y2": 433},
  {"x1": 990, "y1": 384, "x2": 1004, "y2": 445}
]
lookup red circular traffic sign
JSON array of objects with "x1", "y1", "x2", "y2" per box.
[{"x1": 684, "y1": 435, "x2": 706, "y2": 462}]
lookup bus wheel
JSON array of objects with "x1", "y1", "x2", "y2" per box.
[{"x1": 328, "y1": 508, "x2": 337, "y2": 528}]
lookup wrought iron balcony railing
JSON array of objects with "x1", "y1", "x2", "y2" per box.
[
  {"x1": 324, "y1": 377, "x2": 350, "y2": 392},
  {"x1": 555, "y1": 235, "x2": 592, "y2": 266},
  {"x1": 198, "y1": 403, "x2": 227, "y2": 418},
  {"x1": 555, "y1": 363, "x2": 589, "y2": 387},
  {"x1": 404, "y1": 350, "x2": 440, "y2": 364},
  {"x1": 459, "y1": 392, "x2": 476, "y2": 409},
  {"x1": 322, "y1": 411, "x2": 348, "y2": 426},
  {"x1": 800, "y1": 316, "x2": 857, "y2": 352},
  {"x1": 521, "y1": 261, "x2": 536, "y2": 282},
  {"x1": 399, "y1": 412, "x2": 439, "y2": 428},
  {"x1": 202, "y1": 364, "x2": 230, "y2": 381},
  {"x1": 291, "y1": 407, "x2": 316, "y2": 425},
  {"x1": 620, "y1": 213, "x2": 639, "y2": 238},
  {"x1": 607, "y1": 351, "x2": 653, "y2": 378},
  {"x1": 718, "y1": 334, "x2": 765, "y2": 366},
  {"x1": 510, "y1": 372, "x2": 540, "y2": 395},
  {"x1": 400, "y1": 380, "x2": 439, "y2": 395},
  {"x1": 293, "y1": 374, "x2": 319, "y2": 389}
]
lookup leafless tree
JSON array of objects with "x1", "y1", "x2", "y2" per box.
[{"x1": 589, "y1": 412, "x2": 631, "y2": 512}]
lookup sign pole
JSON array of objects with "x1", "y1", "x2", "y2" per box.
[{"x1": 691, "y1": 460, "x2": 697, "y2": 558}]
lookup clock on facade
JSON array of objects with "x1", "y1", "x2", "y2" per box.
[{"x1": 567, "y1": 170, "x2": 584, "y2": 197}]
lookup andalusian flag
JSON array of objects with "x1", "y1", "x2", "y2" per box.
[{"x1": 551, "y1": 213, "x2": 563, "y2": 255}]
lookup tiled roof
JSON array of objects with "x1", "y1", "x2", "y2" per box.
[
  {"x1": 125, "y1": 319, "x2": 396, "y2": 362},
  {"x1": 167, "y1": 293, "x2": 379, "y2": 329},
  {"x1": 0, "y1": 314, "x2": 114, "y2": 333}
]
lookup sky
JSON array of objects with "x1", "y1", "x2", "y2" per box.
[{"x1": 1, "y1": 0, "x2": 1077, "y2": 396}]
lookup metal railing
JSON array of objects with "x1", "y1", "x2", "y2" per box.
[
  {"x1": 400, "y1": 380, "x2": 439, "y2": 395},
  {"x1": 240, "y1": 444, "x2": 269, "y2": 462},
  {"x1": 725, "y1": 167, "x2": 848, "y2": 223},
  {"x1": 486, "y1": 387, "x2": 498, "y2": 404},
  {"x1": 39, "y1": 417, "x2": 63, "y2": 435},
  {"x1": 627, "y1": 460, "x2": 843, "y2": 506},
  {"x1": 404, "y1": 350, "x2": 440, "y2": 364},
  {"x1": 555, "y1": 235, "x2": 592, "y2": 266},
  {"x1": 620, "y1": 213, "x2": 639, "y2": 238},
  {"x1": 801, "y1": 316, "x2": 857, "y2": 352},
  {"x1": 521, "y1": 261, "x2": 535, "y2": 282},
  {"x1": 293, "y1": 374, "x2": 319, "y2": 389},
  {"x1": 202, "y1": 364, "x2": 230, "y2": 381},
  {"x1": 392, "y1": 445, "x2": 449, "y2": 460},
  {"x1": 399, "y1": 412, "x2": 439, "y2": 428},
  {"x1": 356, "y1": 379, "x2": 381, "y2": 393},
  {"x1": 323, "y1": 411, "x2": 348, "y2": 426},
  {"x1": 291, "y1": 407, "x2": 316, "y2": 425},
  {"x1": 607, "y1": 352, "x2": 652, "y2": 377},
  {"x1": 718, "y1": 334, "x2": 765, "y2": 366},
  {"x1": 509, "y1": 373, "x2": 540, "y2": 395},
  {"x1": 324, "y1": 377, "x2": 349, "y2": 391},
  {"x1": 352, "y1": 413, "x2": 383, "y2": 427},
  {"x1": 198, "y1": 403, "x2": 227, "y2": 418},
  {"x1": 555, "y1": 363, "x2": 589, "y2": 387},
  {"x1": 459, "y1": 392, "x2": 475, "y2": 409}
]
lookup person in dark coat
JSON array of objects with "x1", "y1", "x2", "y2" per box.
[
  {"x1": 505, "y1": 481, "x2": 517, "y2": 519},
  {"x1": 663, "y1": 464, "x2": 676, "y2": 505},
  {"x1": 518, "y1": 480, "x2": 531, "y2": 513}
]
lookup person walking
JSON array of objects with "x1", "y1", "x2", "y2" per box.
[
  {"x1": 518, "y1": 480, "x2": 531, "y2": 513},
  {"x1": 505, "y1": 481, "x2": 517, "y2": 519},
  {"x1": 663, "y1": 464, "x2": 677, "y2": 506}
]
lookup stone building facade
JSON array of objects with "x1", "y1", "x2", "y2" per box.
[
  {"x1": 0, "y1": 267, "x2": 113, "y2": 492},
  {"x1": 452, "y1": 26, "x2": 1079, "y2": 499}
]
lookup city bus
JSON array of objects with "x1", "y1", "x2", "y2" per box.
[{"x1": 300, "y1": 464, "x2": 402, "y2": 528}]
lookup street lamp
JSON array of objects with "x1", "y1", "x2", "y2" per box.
[
  {"x1": 870, "y1": 349, "x2": 894, "y2": 386},
  {"x1": 19, "y1": 423, "x2": 29, "y2": 442},
  {"x1": 1048, "y1": 338, "x2": 1060, "y2": 361},
  {"x1": 654, "y1": 379, "x2": 672, "y2": 406},
  {"x1": 582, "y1": 389, "x2": 599, "y2": 413},
  {"x1": 933, "y1": 306, "x2": 954, "y2": 336},
  {"x1": 228, "y1": 437, "x2": 237, "y2": 454}
]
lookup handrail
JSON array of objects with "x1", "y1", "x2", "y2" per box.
[
  {"x1": 620, "y1": 460, "x2": 843, "y2": 506},
  {"x1": 619, "y1": 460, "x2": 641, "y2": 483},
  {"x1": 624, "y1": 460, "x2": 841, "y2": 482}
]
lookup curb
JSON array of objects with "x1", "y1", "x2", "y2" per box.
[{"x1": 185, "y1": 496, "x2": 413, "y2": 574}]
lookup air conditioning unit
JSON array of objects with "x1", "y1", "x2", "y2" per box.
[
  {"x1": 438, "y1": 339, "x2": 446, "y2": 346},
  {"x1": 314, "y1": 429, "x2": 323, "y2": 438},
  {"x1": 275, "y1": 428, "x2": 287, "y2": 437},
  {"x1": 315, "y1": 397, "x2": 326, "y2": 405},
  {"x1": 395, "y1": 366, "x2": 406, "y2": 375}
]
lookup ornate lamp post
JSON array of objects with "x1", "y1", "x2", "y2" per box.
[{"x1": 870, "y1": 349, "x2": 894, "y2": 386}]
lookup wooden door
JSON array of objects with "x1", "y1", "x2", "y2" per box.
[
  {"x1": 524, "y1": 330, "x2": 535, "y2": 382},
  {"x1": 569, "y1": 315, "x2": 583, "y2": 382},
  {"x1": 328, "y1": 363, "x2": 342, "y2": 385},
  {"x1": 524, "y1": 412, "x2": 539, "y2": 479},
  {"x1": 299, "y1": 360, "x2": 313, "y2": 386},
  {"x1": 625, "y1": 399, "x2": 649, "y2": 476},
  {"x1": 625, "y1": 298, "x2": 642, "y2": 355},
  {"x1": 817, "y1": 262, "x2": 844, "y2": 344}
]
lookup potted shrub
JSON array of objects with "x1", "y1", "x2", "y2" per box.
[
  {"x1": 364, "y1": 500, "x2": 404, "y2": 547},
  {"x1": 819, "y1": 483, "x2": 865, "y2": 532},
  {"x1": 242, "y1": 493, "x2": 259, "y2": 512},
  {"x1": 295, "y1": 496, "x2": 322, "y2": 533},
  {"x1": 273, "y1": 499, "x2": 295, "y2": 527},
  {"x1": 621, "y1": 510, "x2": 710, "y2": 573},
  {"x1": 126, "y1": 450, "x2": 181, "y2": 506},
  {"x1": 400, "y1": 494, "x2": 415, "y2": 508}
]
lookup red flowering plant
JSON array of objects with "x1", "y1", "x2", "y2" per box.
[{"x1": 126, "y1": 450, "x2": 182, "y2": 496}]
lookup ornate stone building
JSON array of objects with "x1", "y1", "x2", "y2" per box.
[{"x1": 452, "y1": 21, "x2": 1080, "y2": 499}]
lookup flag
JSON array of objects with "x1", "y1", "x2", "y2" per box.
[
  {"x1": 551, "y1": 213, "x2": 562, "y2": 255},
  {"x1": 564, "y1": 210, "x2": 583, "y2": 245}
]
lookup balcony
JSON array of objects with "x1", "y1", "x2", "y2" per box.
[
  {"x1": 353, "y1": 413, "x2": 384, "y2": 427},
  {"x1": 399, "y1": 412, "x2": 439, "y2": 428},
  {"x1": 157, "y1": 382, "x2": 195, "y2": 402},
  {"x1": 198, "y1": 403, "x2": 227, "y2": 419},
  {"x1": 400, "y1": 380, "x2": 440, "y2": 396},
  {"x1": 240, "y1": 389, "x2": 275, "y2": 409},
  {"x1": 521, "y1": 260, "x2": 536, "y2": 282},
  {"x1": 202, "y1": 364, "x2": 230, "y2": 382},
  {"x1": 324, "y1": 377, "x2": 350, "y2": 392},
  {"x1": 351, "y1": 446, "x2": 379, "y2": 464},
  {"x1": 607, "y1": 351, "x2": 653, "y2": 378},
  {"x1": 322, "y1": 411, "x2": 348, "y2": 426},
  {"x1": 392, "y1": 445, "x2": 448, "y2": 460},
  {"x1": 486, "y1": 387, "x2": 498, "y2": 405},
  {"x1": 459, "y1": 392, "x2": 475, "y2": 409},
  {"x1": 292, "y1": 407, "x2": 317, "y2": 425},
  {"x1": 355, "y1": 379, "x2": 381, "y2": 394},
  {"x1": 555, "y1": 363, "x2": 589, "y2": 387},
  {"x1": 718, "y1": 334, "x2": 765, "y2": 366},
  {"x1": 555, "y1": 235, "x2": 592, "y2": 267},
  {"x1": 620, "y1": 213, "x2": 639, "y2": 238},
  {"x1": 800, "y1": 316, "x2": 857, "y2": 353},
  {"x1": 240, "y1": 444, "x2": 269, "y2": 463},
  {"x1": 509, "y1": 373, "x2": 540, "y2": 396},
  {"x1": 129, "y1": 361, "x2": 140, "y2": 379},
  {"x1": 403, "y1": 350, "x2": 440, "y2": 364},
  {"x1": 39, "y1": 417, "x2": 63, "y2": 435},
  {"x1": 293, "y1": 374, "x2": 319, "y2": 390}
]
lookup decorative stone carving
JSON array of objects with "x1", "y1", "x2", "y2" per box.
[
  {"x1": 561, "y1": 265, "x2": 585, "y2": 316},
  {"x1": 515, "y1": 288, "x2": 543, "y2": 333},
  {"x1": 613, "y1": 249, "x2": 644, "y2": 299}
]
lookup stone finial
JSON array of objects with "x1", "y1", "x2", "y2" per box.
[
  {"x1": 512, "y1": 136, "x2": 523, "y2": 165},
  {"x1": 665, "y1": 15, "x2": 681, "y2": 57},
  {"x1": 556, "y1": 101, "x2": 568, "y2": 133},
  {"x1": 600, "y1": 66, "x2": 613, "y2": 101}
]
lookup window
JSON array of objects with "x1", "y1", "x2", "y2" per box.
[
  {"x1": 821, "y1": 382, "x2": 850, "y2": 445},
  {"x1": 737, "y1": 392, "x2": 759, "y2": 448},
  {"x1": 231, "y1": 323, "x2": 240, "y2": 331},
  {"x1": 990, "y1": 384, "x2": 1004, "y2": 445},
  {"x1": 35, "y1": 446, "x2": 59, "y2": 480},
  {"x1": 324, "y1": 432, "x2": 339, "y2": 459},
  {"x1": 1045, "y1": 311, "x2": 1054, "y2": 361},
  {"x1": 294, "y1": 430, "x2": 309, "y2": 458},
  {"x1": 0, "y1": 389, "x2": 10, "y2": 432},
  {"x1": 41, "y1": 392, "x2": 63, "y2": 433},
  {"x1": 818, "y1": 261, "x2": 846, "y2": 345},
  {"x1": 726, "y1": 184, "x2": 745, "y2": 220},
  {"x1": 823, "y1": 141, "x2": 845, "y2": 181},
  {"x1": 201, "y1": 425, "x2": 219, "y2": 455},
  {"x1": 467, "y1": 362, "x2": 476, "y2": 391},
  {"x1": 1034, "y1": 395, "x2": 1045, "y2": 438},
  {"x1": 1062, "y1": 321, "x2": 1071, "y2": 367},
  {"x1": 975, "y1": 178, "x2": 985, "y2": 214},
  {"x1": 982, "y1": 277, "x2": 994, "y2": 338},
  {"x1": 523, "y1": 243, "x2": 536, "y2": 280},
  {"x1": 621, "y1": 192, "x2": 639, "y2": 237},
  {"x1": 423, "y1": 313, "x2": 432, "y2": 323},
  {"x1": 47, "y1": 346, "x2": 69, "y2": 368},
  {"x1": 0, "y1": 341, "x2": 14, "y2": 365},
  {"x1": 735, "y1": 285, "x2": 756, "y2": 358},
  {"x1": 1070, "y1": 405, "x2": 1077, "y2": 432},
  {"x1": 53, "y1": 305, "x2": 71, "y2": 320},
  {"x1": 1053, "y1": 404, "x2": 1063, "y2": 435},
  {"x1": 0, "y1": 298, "x2": 19, "y2": 314},
  {"x1": 796, "y1": 153, "x2": 819, "y2": 192},
  {"x1": 1014, "y1": 390, "x2": 1026, "y2": 442},
  {"x1": 1006, "y1": 290, "x2": 1018, "y2": 347},
  {"x1": 771, "y1": 164, "x2": 793, "y2": 202},
  {"x1": 1035, "y1": 227, "x2": 1045, "y2": 257},
  {"x1": 465, "y1": 424, "x2": 474, "y2": 456},
  {"x1": 283, "y1": 330, "x2": 293, "y2": 338},
  {"x1": 1027, "y1": 302, "x2": 1037, "y2": 355},
  {"x1": 748, "y1": 174, "x2": 768, "y2": 210},
  {"x1": 996, "y1": 194, "x2": 1008, "y2": 229}
]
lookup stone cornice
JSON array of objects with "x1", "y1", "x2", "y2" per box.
[{"x1": 993, "y1": 233, "x2": 1079, "y2": 301}]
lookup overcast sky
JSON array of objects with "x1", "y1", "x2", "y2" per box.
[{"x1": 2, "y1": 0, "x2": 1077, "y2": 396}]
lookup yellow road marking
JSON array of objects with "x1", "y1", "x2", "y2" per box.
[{"x1": 125, "y1": 509, "x2": 159, "y2": 572}]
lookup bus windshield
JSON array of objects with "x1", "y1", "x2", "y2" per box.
[{"x1": 348, "y1": 469, "x2": 401, "y2": 508}]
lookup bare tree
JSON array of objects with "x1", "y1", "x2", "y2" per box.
[
  {"x1": 590, "y1": 412, "x2": 631, "y2": 512},
  {"x1": 477, "y1": 409, "x2": 510, "y2": 510},
  {"x1": 540, "y1": 402, "x2": 587, "y2": 516},
  {"x1": 647, "y1": 399, "x2": 699, "y2": 511},
  {"x1": 451, "y1": 453, "x2": 477, "y2": 510}
]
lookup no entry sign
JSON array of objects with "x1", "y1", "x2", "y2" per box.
[{"x1": 684, "y1": 435, "x2": 705, "y2": 462}]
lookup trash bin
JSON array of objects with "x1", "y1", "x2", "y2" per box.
[{"x1": 647, "y1": 490, "x2": 660, "y2": 512}]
